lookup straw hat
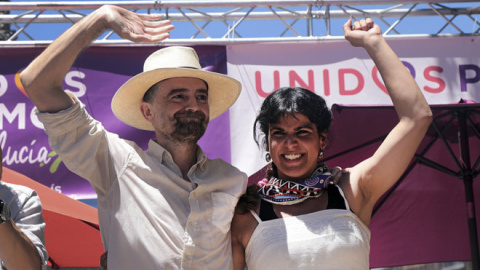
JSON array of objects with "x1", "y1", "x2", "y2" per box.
[{"x1": 111, "y1": 46, "x2": 242, "y2": 130}]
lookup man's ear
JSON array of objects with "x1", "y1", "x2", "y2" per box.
[{"x1": 140, "y1": 102, "x2": 154, "y2": 123}]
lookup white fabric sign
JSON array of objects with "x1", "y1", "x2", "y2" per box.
[{"x1": 227, "y1": 36, "x2": 480, "y2": 176}]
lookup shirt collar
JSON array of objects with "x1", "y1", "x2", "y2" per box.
[
  {"x1": 146, "y1": 140, "x2": 169, "y2": 163},
  {"x1": 147, "y1": 140, "x2": 208, "y2": 170},
  {"x1": 195, "y1": 145, "x2": 208, "y2": 171}
]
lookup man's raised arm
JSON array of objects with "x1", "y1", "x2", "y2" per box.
[{"x1": 20, "y1": 5, "x2": 173, "y2": 113}]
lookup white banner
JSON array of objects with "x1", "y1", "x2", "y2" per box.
[{"x1": 227, "y1": 36, "x2": 480, "y2": 176}]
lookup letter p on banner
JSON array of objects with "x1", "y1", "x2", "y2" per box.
[{"x1": 459, "y1": 64, "x2": 480, "y2": 92}]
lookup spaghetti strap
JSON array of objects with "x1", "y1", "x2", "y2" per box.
[
  {"x1": 250, "y1": 210, "x2": 262, "y2": 223},
  {"x1": 335, "y1": 185, "x2": 351, "y2": 211}
]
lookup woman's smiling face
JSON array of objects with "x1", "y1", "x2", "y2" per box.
[{"x1": 268, "y1": 112, "x2": 326, "y2": 182}]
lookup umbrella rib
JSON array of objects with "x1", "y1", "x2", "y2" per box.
[
  {"x1": 467, "y1": 113, "x2": 480, "y2": 138},
  {"x1": 373, "y1": 108, "x2": 473, "y2": 216},
  {"x1": 418, "y1": 108, "x2": 480, "y2": 179},
  {"x1": 473, "y1": 157, "x2": 480, "y2": 175},
  {"x1": 432, "y1": 113, "x2": 464, "y2": 171},
  {"x1": 323, "y1": 135, "x2": 387, "y2": 161},
  {"x1": 416, "y1": 155, "x2": 460, "y2": 177},
  {"x1": 466, "y1": 111, "x2": 480, "y2": 172}
]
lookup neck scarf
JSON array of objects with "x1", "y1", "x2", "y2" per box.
[{"x1": 257, "y1": 163, "x2": 331, "y2": 205}]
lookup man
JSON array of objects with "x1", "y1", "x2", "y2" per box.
[
  {"x1": 20, "y1": 5, "x2": 247, "y2": 270},
  {"x1": 0, "y1": 147, "x2": 48, "y2": 270}
]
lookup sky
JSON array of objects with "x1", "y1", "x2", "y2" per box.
[{"x1": 6, "y1": 1, "x2": 480, "y2": 43}]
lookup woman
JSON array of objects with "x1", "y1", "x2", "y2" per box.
[{"x1": 231, "y1": 18, "x2": 433, "y2": 269}]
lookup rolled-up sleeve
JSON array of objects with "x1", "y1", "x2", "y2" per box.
[
  {"x1": 12, "y1": 189, "x2": 48, "y2": 268},
  {"x1": 1, "y1": 183, "x2": 49, "y2": 269},
  {"x1": 36, "y1": 99, "x2": 135, "y2": 197}
]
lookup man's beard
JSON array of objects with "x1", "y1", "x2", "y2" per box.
[{"x1": 171, "y1": 111, "x2": 208, "y2": 143}]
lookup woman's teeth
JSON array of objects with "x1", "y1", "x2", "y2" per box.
[{"x1": 284, "y1": 154, "x2": 301, "y2": 160}]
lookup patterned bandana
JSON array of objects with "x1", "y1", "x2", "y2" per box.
[{"x1": 257, "y1": 163, "x2": 331, "y2": 205}]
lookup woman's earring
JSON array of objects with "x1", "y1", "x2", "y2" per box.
[
  {"x1": 265, "y1": 152, "x2": 272, "y2": 162},
  {"x1": 318, "y1": 151, "x2": 324, "y2": 160}
]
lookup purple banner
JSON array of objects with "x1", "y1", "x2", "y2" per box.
[{"x1": 0, "y1": 46, "x2": 231, "y2": 200}]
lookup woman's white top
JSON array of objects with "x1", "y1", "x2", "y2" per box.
[{"x1": 245, "y1": 186, "x2": 371, "y2": 270}]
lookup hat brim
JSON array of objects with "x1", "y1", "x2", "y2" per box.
[{"x1": 111, "y1": 68, "x2": 242, "y2": 131}]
